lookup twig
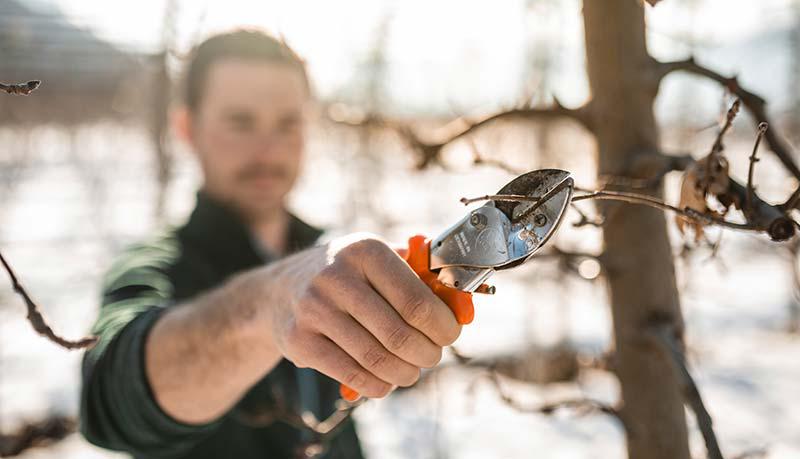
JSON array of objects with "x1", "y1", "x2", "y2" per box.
[
  {"x1": 328, "y1": 102, "x2": 594, "y2": 168},
  {"x1": 573, "y1": 191, "x2": 761, "y2": 232},
  {"x1": 709, "y1": 98, "x2": 740, "y2": 158},
  {"x1": 650, "y1": 323, "x2": 724, "y2": 459},
  {"x1": 483, "y1": 371, "x2": 628, "y2": 431},
  {"x1": 460, "y1": 194, "x2": 539, "y2": 205},
  {"x1": 655, "y1": 57, "x2": 800, "y2": 181},
  {"x1": 0, "y1": 80, "x2": 40, "y2": 96},
  {"x1": 469, "y1": 138, "x2": 526, "y2": 176},
  {"x1": 745, "y1": 123, "x2": 768, "y2": 217},
  {"x1": 460, "y1": 190, "x2": 767, "y2": 233},
  {"x1": 730, "y1": 447, "x2": 768, "y2": 459},
  {"x1": 0, "y1": 250, "x2": 97, "y2": 349},
  {"x1": 0, "y1": 416, "x2": 75, "y2": 456},
  {"x1": 785, "y1": 186, "x2": 800, "y2": 213},
  {"x1": 570, "y1": 203, "x2": 605, "y2": 228},
  {"x1": 233, "y1": 391, "x2": 364, "y2": 456}
]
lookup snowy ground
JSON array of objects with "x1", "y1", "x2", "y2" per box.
[{"x1": 1, "y1": 123, "x2": 799, "y2": 458}]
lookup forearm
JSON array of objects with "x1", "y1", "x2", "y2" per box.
[{"x1": 144, "y1": 255, "x2": 298, "y2": 424}]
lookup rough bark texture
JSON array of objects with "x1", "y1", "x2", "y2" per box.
[{"x1": 582, "y1": 1, "x2": 691, "y2": 458}]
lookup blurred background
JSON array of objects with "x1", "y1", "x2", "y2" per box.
[{"x1": 0, "y1": 0, "x2": 799, "y2": 458}]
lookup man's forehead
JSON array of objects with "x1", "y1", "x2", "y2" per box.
[{"x1": 202, "y1": 58, "x2": 308, "y2": 111}]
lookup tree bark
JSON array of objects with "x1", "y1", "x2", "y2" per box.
[{"x1": 582, "y1": 1, "x2": 691, "y2": 458}]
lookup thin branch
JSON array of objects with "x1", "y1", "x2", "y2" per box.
[
  {"x1": 574, "y1": 191, "x2": 762, "y2": 231},
  {"x1": 570, "y1": 202, "x2": 605, "y2": 228},
  {"x1": 745, "y1": 123, "x2": 768, "y2": 217},
  {"x1": 0, "y1": 250, "x2": 97, "y2": 349},
  {"x1": 730, "y1": 447, "x2": 768, "y2": 459},
  {"x1": 655, "y1": 57, "x2": 800, "y2": 181},
  {"x1": 0, "y1": 80, "x2": 40, "y2": 95},
  {"x1": 708, "y1": 98, "x2": 740, "y2": 158},
  {"x1": 0, "y1": 416, "x2": 75, "y2": 456},
  {"x1": 460, "y1": 190, "x2": 767, "y2": 233},
  {"x1": 460, "y1": 194, "x2": 539, "y2": 205},
  {"x1": 468, "y1": 138, "x2": 526, "y2": 176},
  {"x1": 785, "y1": 186, "x2": 800, "y2": 213},
  {"x1": 650, "y1": 323, "x2": 724, "y2": 459},
  {"x1": 482, "y1": 371, "x2": 628, "y2": 430},
  {"x1": 327, "y1": 101, "x2": 594, "y2": 169}
]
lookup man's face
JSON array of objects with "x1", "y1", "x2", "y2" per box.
[{"x1": 180, "y1": 58, "x2": 309, "y2": 220}]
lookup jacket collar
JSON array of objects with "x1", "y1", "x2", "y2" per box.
[{"x1": 179, "y1": 190, "x2": 323, "y2": 274}]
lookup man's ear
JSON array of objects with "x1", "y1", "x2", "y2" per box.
[{"x1": 172, "y1": 105, "x2": 195, "y2": 147}]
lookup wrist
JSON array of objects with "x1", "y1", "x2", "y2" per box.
[{"x1": 221, "y1": 271, "x2": 283, "y2": 369}]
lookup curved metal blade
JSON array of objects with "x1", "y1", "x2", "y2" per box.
[
  {"x1": 494, "y1": 169, "x2": 573, "y2": 270},
  {"x1": 430, "y1": 169, "x2": 574, "y2": 290}
]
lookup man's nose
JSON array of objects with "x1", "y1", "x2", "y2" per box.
[{"x1": 250, "y1": 130, "x2": 281, "y2": 156}]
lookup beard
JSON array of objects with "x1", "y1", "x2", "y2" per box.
[{"x1": 229, "y1": 163, "x2": 296, "y2": 221}]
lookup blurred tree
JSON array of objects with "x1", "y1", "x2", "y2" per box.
[{"x1": 583, "y1": 2, "x2": 690, "y2": 458}]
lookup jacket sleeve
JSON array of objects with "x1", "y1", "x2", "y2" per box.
[{"x1": 79, "y1": 236, "x2": 222, "y2": 458}]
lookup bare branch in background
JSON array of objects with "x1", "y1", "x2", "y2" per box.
[
  {"x1": 785, "y1": 186, "x2": 800, "y2": 213},
  {"x1": 649, "y1": 322, "x2": 724, "y2": 459},
  {"x1": 0, "y1": 416, "x2": 75, "y2": 456},
  {"x1": 0, "y1": 251, "x2": 97, "y2": 350},
  {"x1": 460, "y1": 100, "x2": 796, "y2": 242},
  {"x1": 745, "y1": 123, "x2": 768, "y2": 217},
  {"x1": 467, "y1": 137, "x2": 527, "y2": 175},
  {"x1": 327, "y1": 100, "x2": 594, "y2": 169},
  {"x1": 482, "y1": 371, "x2": 628, "y2": 431},
  {"x1": 730, "y1": 448, "x2": 769, "y2": 459},
  {"x1": 709, "y1": 98, "x2": 740, "y2": 158},
  {"x1": 654, "y1": 57, "x2": 800, "y2": 182},
  {"x1": 232, "y1": 387, "x2": 364, "y2": 459},
  {"x1": 569, "y1": 203, "x2": 605, "y2": 228},
  {"x1": 0, "y1": 80, "x2": 40, "y2": 96},
  {"x1": 408, "y1": 100, "x2": 594, "y2": 168}
]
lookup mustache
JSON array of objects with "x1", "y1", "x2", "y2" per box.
[{"x1": 235, "y1": 164, "x2": 290, "y2": 182}]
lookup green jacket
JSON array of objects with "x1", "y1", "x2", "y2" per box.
[{"x1": 80, "y1": 192, "x2": 364, "y2": 459}]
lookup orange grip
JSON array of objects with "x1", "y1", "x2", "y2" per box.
[
  {"x1": 404, "y1": 235, "x2": 475, "y2": 325},
  {"x1": 340, "y1": 235, "x2": 475, "y2": 402}
]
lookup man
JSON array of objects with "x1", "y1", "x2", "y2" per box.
[{"x1": 80, "y1": 29, "x2": 461, "y2": 459}]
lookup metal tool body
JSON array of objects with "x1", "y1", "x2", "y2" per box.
[{"x1": 431, "y1": 169, "x2": 574, "y2": 294}]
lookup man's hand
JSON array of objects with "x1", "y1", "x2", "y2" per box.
[
  {"x1": 145, "y1": 234, "x2": 460, "y2": 424},
  {"x1": 267, "y1": 234, "x2": 462, "y2": 398}
]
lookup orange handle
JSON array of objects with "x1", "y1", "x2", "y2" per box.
[
  {"x1": 340, "y1": 235, "x2": 474, "y2": 401},
  {"x1": 403, "y1": 235, "x2": 475, "y2": 325}
]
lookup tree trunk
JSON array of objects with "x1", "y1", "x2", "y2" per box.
[{"x1": 582, "y1": 1, "x2": 691, "y2": 458}]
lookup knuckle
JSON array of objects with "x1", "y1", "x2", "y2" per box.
[
  {"x1": 283, "y1": 327, "x2": 309, "y2": 365},
  {"x1": 386, "y1": 326, "x2": 412, "y2": 353},
  {"x1": 343, "y1": 370, "x2": 367, "y2": 389},
  {"x1": 363, "y1": 346, "x2": 389, "y2": 371},
  {"x1": 309, "y1": 265, "x2": 341, "y2": 293},
  {"x1": 403, "y1": 294, "x2": 433, "y2": 326},
  {"x1": 347, "y1": 236, "x2": 390, "y2": 260},
  {"x1": 294, "y1": 298, "x2": 325, "y2": 328}
]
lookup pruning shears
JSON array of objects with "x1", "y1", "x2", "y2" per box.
[{"x1": 340, "y1": 169, "x2": 575, "y2": 401}]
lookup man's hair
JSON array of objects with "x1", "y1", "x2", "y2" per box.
[{"x1": 183, "y1": 29, "x2": 309, "y2": 111}]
